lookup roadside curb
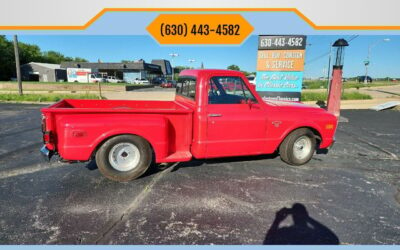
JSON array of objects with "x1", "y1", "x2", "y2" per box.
[{"x1": 0, "y1": 100, "x2": 54, "y2": 105}]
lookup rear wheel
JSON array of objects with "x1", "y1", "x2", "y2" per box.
[
  {"x1": 279, "y1": 128, "x2": 316, "y2": 165},
  {"x1": 96, "y1": 135, "x2": 152, "y2": 182}
]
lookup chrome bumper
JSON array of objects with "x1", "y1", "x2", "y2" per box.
[
  {"x1": 40, "y1": 146, "x2": 54, "y2": 161},
  {"x1": 328, "y1": 137, "x2": 336, "y2": 149}
]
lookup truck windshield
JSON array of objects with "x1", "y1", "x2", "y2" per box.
[{"x1": 208, "y1": 76, "x2": 257, "y2": 104}]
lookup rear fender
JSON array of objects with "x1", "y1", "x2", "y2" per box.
[{"x1": 57, "y1": 114, "x2": 169, "y2": 162}]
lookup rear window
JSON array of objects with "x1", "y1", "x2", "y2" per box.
[{"x1": 176, "y1": 76, "x2": 196, "y2": 100}]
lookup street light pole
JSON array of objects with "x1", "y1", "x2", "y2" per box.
[
  {"x1": 188, "y1": 59, "x2": 196, "y2": 68},
  {"x1": 169, "y1": 53, "x2": 179, "y2": 81},
  {"x1": 364, "y1": 38, "x2": 390, "y2": 84}
]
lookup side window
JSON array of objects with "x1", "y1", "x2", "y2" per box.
[
  {"x1": 208, "y1": 76, "x2": 257, "y2": 104},
  {"x1": 176, "y1": 76, "x2": 197, "y2": 100}
]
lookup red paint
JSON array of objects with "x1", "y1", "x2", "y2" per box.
[
  {"x1": 41, "y1": 69, "x2": 337, "y2": 163},
  {"x1": 327, "y1": 67, "x2": 343, "y2": 118}
]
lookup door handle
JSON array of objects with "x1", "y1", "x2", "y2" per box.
[{"x1": 208, "y1": 114, "x2": 222, "y2": 117}]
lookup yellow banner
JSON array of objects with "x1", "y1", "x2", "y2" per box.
[{"x1": 147, "y1": 14, "x2": 253, "y2": 45}]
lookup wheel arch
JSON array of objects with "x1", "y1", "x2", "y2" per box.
[
  {"x1": 90, "y1": 133, "x2": 156, "y2": 161},
  {"x1": 278, "y1": 126, "x2": 322, "y2": 150}
]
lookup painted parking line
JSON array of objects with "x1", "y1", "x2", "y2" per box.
[{"x1": 0, "y1": 162, "x2": 66, "y2": 180}]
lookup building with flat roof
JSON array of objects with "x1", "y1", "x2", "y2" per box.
[
  {"x1": 21, "y1": 62, "x2": 67, "y2": 82},
  {"x1": 60, "y1": 59, "x2": 172, "y2": 83}
]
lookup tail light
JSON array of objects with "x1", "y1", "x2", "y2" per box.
[
  {"x1": 41, "y1": 113, "x2": 55, "y2": 151},
  {"x1": 41, "y1": 114, "x2": 53, "y2": 144},
  {"x1": 43, "y1": 131, "x2": 52, "y2": 144},
  {"x1": 41, "y1": 115, "x2": 46, "y2": 133}
]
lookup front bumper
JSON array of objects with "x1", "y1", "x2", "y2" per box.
[
  {"x1": 328, "y1": 138, "x2": 336, "y2": 149},
  {"x1": 40, "y1": 146, "x2": 54, "y2": 161}
]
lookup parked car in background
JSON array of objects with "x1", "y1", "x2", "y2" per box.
[
  {"x1": 89, "y1": 73, "x2": 105, "y2": 83},
  {"x1": 152, "y1": 77, "x2": 167, "y2": 85},
  {"x1": 161, "y1": 80, "x2": 176, "y2": 88},
  {"x1": 106, "y1": 76, "x2": 123, "y2": 83},
  {"x1": 132, "y1": 78, "x2": 150, "y2": 85},
  {"x1": 357, "y1": 76, "x2": 373, "y2": 83}
]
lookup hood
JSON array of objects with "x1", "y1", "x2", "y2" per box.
[{"x1": 265, "y1": 100, "x2": 325, "y2": 112}]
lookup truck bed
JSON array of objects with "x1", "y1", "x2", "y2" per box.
[
  {"x1": 43, "y1": 99, "x2": 192, "y2": 114},
  {"x1": 41, "y1": 98, "x2": 193, "y2": 163}
]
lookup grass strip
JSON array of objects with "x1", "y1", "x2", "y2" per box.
[
  {"x1": 0, "y1": 93, "x2": 100, "y2": 103},
  {"x1": 301, "y1": 91, "x2": 372, "y2": 102}
]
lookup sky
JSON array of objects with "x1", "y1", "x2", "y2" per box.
[{"x1": 7, "y1": 35, "x2": 400, "y2": 78}]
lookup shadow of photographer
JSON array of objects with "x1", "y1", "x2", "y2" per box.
[{"x1": 264, "y1": 203, "x2": 340, "y2": 245}]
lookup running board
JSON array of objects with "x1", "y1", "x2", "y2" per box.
[{"x1": 163, "y1": 151, "x2": 192, "y2": 162}]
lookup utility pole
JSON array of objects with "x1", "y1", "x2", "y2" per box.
[
  {"x1": 364, "y1": 38, "x2": 390, "y2": 83},
  {"x1": 364, "y1": 46, "x2": 371, "y2": 84},
  {"x1": 13, "y1": 35, "x2": 23, "y2": 95},
  {"x1": 326, "y1": 43, "x2": 333, "y2": 94}
]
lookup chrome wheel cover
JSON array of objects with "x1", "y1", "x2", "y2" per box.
[
  {"x1": 108, "y1": 143, "x2": 140, "y2": 172},
  {"x1": 293, "y1": 136, "x2": 312, "y2": 160}
]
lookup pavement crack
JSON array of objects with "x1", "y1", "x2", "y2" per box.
[{"x1": 92, "y1": 162, "x2": 178, "y2": 244}]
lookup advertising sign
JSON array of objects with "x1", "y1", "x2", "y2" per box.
[
  {"x1": 258, "y1": 35, "x2": 307, "y2": 50},
  {"x1": 256, "y1": 91, "x2": 302, "y2": 102},
  {"x1": 66, "y1": 68, "x2": 91, "y2": 83},
  {"x1": 256, "y1": 35, "x2": 306, "y2": 102},
  {"x1": 257, "y1": 50, "x2": 305, "y2": 72},
  {"x1": 256, "y1": 71, "x2": 304, "y2": 92}
]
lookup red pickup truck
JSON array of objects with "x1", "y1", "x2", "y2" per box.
[{"x1": 41, "y1": 69, "x2": 337, "y2": 182}]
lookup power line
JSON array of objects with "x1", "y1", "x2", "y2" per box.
[
  {"x1": 348, "y1": 35, "x2": 359, "y2": 43},
  {"x1": 305, "y1": 36, "x2": 359, "y2": 65},
  {"x1": 305, "y1": 51, "x2": 330, "y2": 65}
]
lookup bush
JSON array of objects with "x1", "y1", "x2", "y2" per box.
[{"x1": 301, "y1": 92, "x2": 372, "y2": 102}]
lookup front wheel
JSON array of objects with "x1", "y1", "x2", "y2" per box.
[
  {"x1": 279, "y1": 128, "x2": 316, "y2": 166},
  {"x1": 95, "y1": 135, "x2": 152, "y2": 182}
]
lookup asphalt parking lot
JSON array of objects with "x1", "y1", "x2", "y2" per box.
[{"x1": 0, "y1": 103, "x2": 399, "y2": 244}]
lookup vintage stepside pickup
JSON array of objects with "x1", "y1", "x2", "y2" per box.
[{"x1": 40, "y1": 69, "x2": 337, "y2": 182}]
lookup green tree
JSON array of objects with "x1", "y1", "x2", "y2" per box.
[
  {"x1": 0, "y1": 36, "x2": 85, "y2": 80},
  {"x1": 72, "y1": 57, "x2": 88, "y2": 62},
  {"x1": 0, "y1": 36, "x2": 16, "y2": 81},
  {"x1": 18, "y1": 43, "x2": 42, "y2": 64},
  {"x1": 227, "y1": 64, "x2": 240, "y2": 71}
]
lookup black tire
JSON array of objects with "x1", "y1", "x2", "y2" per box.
[
  {"x1": 95, "y1": 135, "x2": 152, "y2": 182},
  {"x1": 279, "y1": 128, "x2": 316, "y2": 166}
]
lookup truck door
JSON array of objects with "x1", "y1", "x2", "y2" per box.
[{"x1": 205, "y1": 76, "x2": 267, "y2": 158}]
